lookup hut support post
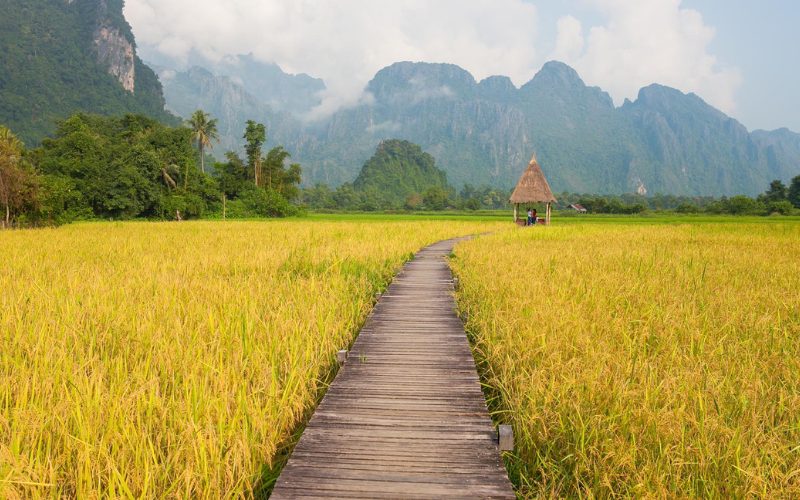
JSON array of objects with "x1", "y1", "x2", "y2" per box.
[
  {"x1": 546, "y1": 203, "x2": 551, "y2": 225},
  {"x1": 513, "y1": 204, "x2": 518, "y2": 223}
]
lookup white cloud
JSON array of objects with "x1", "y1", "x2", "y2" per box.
[
  {"x1": 365, "y1": 120, "x2": 402, "y2": 135},
  {"x1": 125, "y1": 0, "x2": 540, "y2": 117},
  {"x1": 553, "y1": 15, "x2": 584, "y2": 62},
  {"x1": 158, "y1": 69, "x2": 176, "y2": 82},
  {"x1": 126, "y1": 0, "x2": 740, "y2": 116},
  {"x1": 551, "y1": 0, "x2": 741, "y2": 112}
]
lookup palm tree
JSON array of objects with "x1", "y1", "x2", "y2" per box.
[
  {"x1": 243, "y1": 120, "x2": 266, "y2": 187},
  {"x1": 187, "y1": 110, "x2": 219, "y2": 176},
  {"x1": 0, "y1": 126, "x2": 23, "y2": 155},
  {"x1": 0, "y1": 126, "x2": 28, "y2": 228}
]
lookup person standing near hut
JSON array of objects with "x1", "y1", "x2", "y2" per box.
[
  {"x1": 531, "y1": 208, "x2": 537, "y2": 225},
  {"x1": 526, "y1": 208, "x2": 534, "y2": 226}
]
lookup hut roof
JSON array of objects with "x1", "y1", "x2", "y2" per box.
[{"x1": 509, "y1": 154, "x2": 557, "y2": 204}]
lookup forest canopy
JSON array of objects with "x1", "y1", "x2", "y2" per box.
[{"x1": 1, "y1": 113, "x2": 302, "y2": 226}]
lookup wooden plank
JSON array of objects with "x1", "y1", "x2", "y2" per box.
[
  {"x1": 271, "y1": 239, "x2": 514, "y2": 498},
  {"x1": 280, "y1": 466, "x2": 511, "y2": 484},
  {"x1": 275, "y1": 478, "x2": 511, "y2": 497}
]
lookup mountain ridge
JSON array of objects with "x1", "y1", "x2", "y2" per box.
[
  {"x1": 159, "y1": 66, "x2": 302, "y2": 155},
  {"x1": 3, "y1": 0, "x2": 796, "y2": 197},
  {"x1": 151, "y1": 57, "x2": 800, "y2": 196},
  {"x1": 283, "y1": 60, "x2": 798, "y2": 195}
]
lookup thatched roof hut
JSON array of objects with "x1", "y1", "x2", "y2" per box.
[
  {"x1": 510, "y1": 154, "x2": 556, "y2": 204},
  {"x1": 510, "y1": 153, "x2": 556, "y2": 225}
]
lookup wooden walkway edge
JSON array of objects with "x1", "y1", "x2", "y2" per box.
[{"x1": 271, "y1": 239, "x2": 514, "y2": 499}]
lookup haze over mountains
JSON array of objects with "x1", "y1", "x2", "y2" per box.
[{"x1": 159, "y1": 59, "x2": 800, "y2": 196}]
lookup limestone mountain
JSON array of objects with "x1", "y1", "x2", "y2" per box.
[
  {"x1": 294, "y1": 62, "x2": 534, "y2": 188},
  {"x1": 0, "y1": 0, "x2": 174, "y2": 145},
  {"x1": 3, "y1": 0, "x2": 797, "y2": 196},
  {"x1": 157, "y1": 57, "x2": 799, "y2": 196},
  {"x1": 160, "y1": 66, "x2": 303, "y2": 156},
  {"x1": 618, "y1": 84, "x2": 793, "y2": 196},
  {"x1": 289, "y1": 61, "x2": 799, "y2": 196},
  {"x1": 750, "y1": 128, "x2": 800, "y2": 180},
  {"x1": 208, "y1": 54, "x2": 325, "y2": 117},
  {"x1": 153, "y1": 53, "x2": 325, "y2": 118},
  {"x1": 352, "y1": 139, "x2": 450, "y2": 207}
]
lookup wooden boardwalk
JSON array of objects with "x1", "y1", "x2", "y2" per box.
[{"x1": 271, "y1": 239, "x2": 514, "y2": 499}]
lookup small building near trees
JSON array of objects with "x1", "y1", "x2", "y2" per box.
[{"x1": 569, "y1": 203, "x2": 588, "y2": 213}]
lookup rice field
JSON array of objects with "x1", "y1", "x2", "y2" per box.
[
  {"x1": 452, "y1": 221, "x2": 800, "y2": 497},
  {"x1": 0, "y1": 219, "x2": 505, "y2": 498}
]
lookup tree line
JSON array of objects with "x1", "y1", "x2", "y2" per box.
[
  {"x1": 558, "y1": 179, "x2": 800, "y2": 215},
  {"x1": 299, "y1": 138, "x2": 799, "y2": 215},
  {"x1": 0, "y1": 111, "x2": 301, "y2": 227},
  {"x1": 300, "y1": 182, "x2": 511, "y2": 212},
  {"x1": 3, "y1": 120, "x2": 798, "y2": 225},
  {"x1": 300, "y1": 178, "x2": 800, "y2": 215}
]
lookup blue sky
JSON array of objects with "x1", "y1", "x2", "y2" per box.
[
  {"x1": 683, "y1": 0, "x2": 800, "y2": 131},
  {"x1": 128, "y1": 0, "x2": 799, "y2": 131},
  {"x1": 528, "y1": 0, "x2": 800, "y2": 131}
]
